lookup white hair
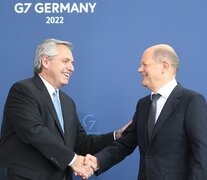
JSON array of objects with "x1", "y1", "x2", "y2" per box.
[{"x1": 34, "y1": 38, "x2": 73, "y2": 73}]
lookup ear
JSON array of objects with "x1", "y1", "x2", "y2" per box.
[
  {"x1": 162, "y1": 60, "x2": 170, "y2": 74},
  {"x1": 41, "y1": 55, "x2": 50, "y2": 69}
]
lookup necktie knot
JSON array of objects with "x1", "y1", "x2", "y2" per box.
[
  {"x1": 151, "y1": 93, "x2": 161, "y2": 103},
  {"x1": 53, "y1": 90, "x2": 58, "y2": 98}
]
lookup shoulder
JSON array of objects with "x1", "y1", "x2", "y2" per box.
[
  {"x1": 9, "y1": 78, "x2": 34, "y2": 93},
  {"x1": 138, "y1": 95, "x2": 151, "y2": 104},
  {"x1": 179, "y1": 86, "x2": 207, "y2": 106},
  {"x1": 182, "y1": 87, "x2": 205, "y2": 100},
  {"x1": 135, "y1": 94, "x2": 151, "y2": 110}
]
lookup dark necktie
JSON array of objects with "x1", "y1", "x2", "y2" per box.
[
  {"x1": 53, "y1": 90, "x2": 64, "y2": 132},
  {"x1": 148, "y1": 93, "x2": 161, "y2": 142}
]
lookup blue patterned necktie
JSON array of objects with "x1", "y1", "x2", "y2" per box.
[
  {"x1": 148, "y1": 93, "x2": 161, "y2": 142},
  {"x1": 53, "y1": 90, "x2": 64, "y2": 132}
]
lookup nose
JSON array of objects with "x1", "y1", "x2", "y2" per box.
[
  {"x1": 138, "y1": 65, "x2": 143, "y2": 73},
  {"x1": 68, "y1": 62, "x2": 74, "y2": 72}
]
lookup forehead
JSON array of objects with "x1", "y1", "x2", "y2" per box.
[
  {"x1": 56, "y1": 44, "x2": 74, "y2": 61},
  {"x1": 141, "y1": 49, "x2": 154, "y2": 63}
]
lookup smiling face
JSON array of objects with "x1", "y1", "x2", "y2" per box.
[
  {"x1": 137, "y1": 44, "x2": 178, "y2": 92},
  {"x1": 138, "y1": 49, "x2": 164, "y2": 92},
  {"x1": 40, "y1": 44, "x2": 74, "y2": 89}
]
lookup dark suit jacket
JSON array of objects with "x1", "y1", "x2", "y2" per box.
[
  {"x1": 95, "y1": 84, "x2": 207, "y2": 180},
  {"x1": 0, "y1": 74, "x2": 114, "y2": 180}
]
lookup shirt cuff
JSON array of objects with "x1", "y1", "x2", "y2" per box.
[
  {"x1": 69, "y1": 154, "x2": 77, "y2": 166},
  {"x1": 113, "y1": 131, "x2": 117, "y2": 140},
  {"x1": 114, "y1": 130, "x2": 122, "y2": 140}
]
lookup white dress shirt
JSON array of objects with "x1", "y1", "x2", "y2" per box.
[
  {"x1": 39, "y1": 75, "x2": 59, "y2": 101},
  {"x1": 151, "y1": 79, "x2": 177, "y2": 123}
]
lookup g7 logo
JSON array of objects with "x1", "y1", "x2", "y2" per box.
[
  {"x1": 82, "y1": 114, "x2": 96, "y2": 131},
  {"x1": 14, "y1": 3, "x2": 32, "y2": 13}
]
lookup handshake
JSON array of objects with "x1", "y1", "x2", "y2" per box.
[
  {"x1": 71, "y1": 154, "x2": 99, "y2": 179},
  {"x1": 70, "y1": 120, "x2": 132, "y2": 179}
]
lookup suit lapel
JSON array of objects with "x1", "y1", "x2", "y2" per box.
[
  {"x1": 144, "y1": 98, "x2": 152, "y2": 148},
  {"x1": 44, "y1": 91, "x2": 65, "y2": 136},
  {"x1": 59, "y1": 92, "x2": 72, "y2": 147},
  {"x1": 150, "y1": 84, "x2": 183, "y2": 143},
  {"x1": 33, "y1": 75, "x2": 66, "y2": 141}
]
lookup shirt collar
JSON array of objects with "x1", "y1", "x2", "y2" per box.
[
  {"x1": 39, "y1": 75, "x2": 59, "y2": 98},
  {"x1": 151, "y1": 79, "x2": 177, "y2": 99}
]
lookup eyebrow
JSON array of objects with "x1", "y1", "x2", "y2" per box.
[{"x1": 62, "y1": 58, "x2": 74, "y2": 62}]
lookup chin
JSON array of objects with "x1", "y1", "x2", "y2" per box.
[
  {"x1": 142, "y1": 80, "x2": 147, "y2": 86},
  {"x1": 61, "y1": 80, "x2": 69, "y2": 87},
  {"x1": 63, "y1": 81, "x2": 69, "y2": 85}
]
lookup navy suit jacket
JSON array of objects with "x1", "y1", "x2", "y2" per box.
[
  {"x1": 95, "y1": 84, "x2": 207, "y2": 180},
  {"x1": 0, "y1": 74, "x2": 114, "y2": 180}
]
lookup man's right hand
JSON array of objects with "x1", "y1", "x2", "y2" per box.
[
  {"x1": 70, "y1": 155, "x2": 94, "y2": 179},
  {"x1": 83, "y1": 154, "x2": 99, "y2": 172}
]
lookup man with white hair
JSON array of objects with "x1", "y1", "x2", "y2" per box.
[{"x1": 0, "y1": 38, "x2": 129, "y2": 180}]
